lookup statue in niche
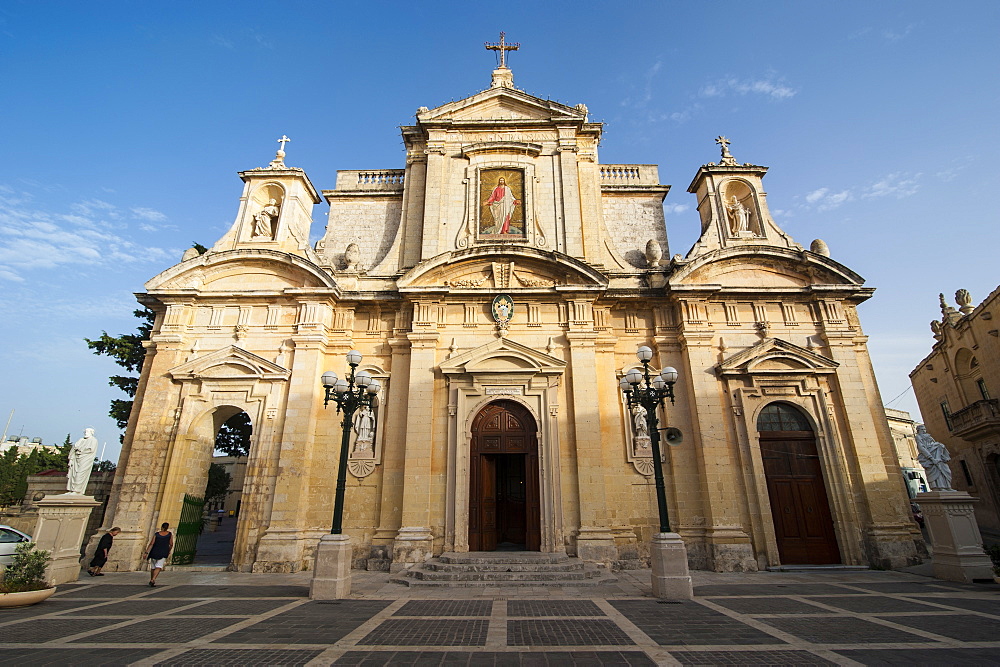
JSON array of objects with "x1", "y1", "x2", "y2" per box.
[
  {"x1": 726, "y1": 196, "x2": 753, "y2": 235},
  {"x1": 352, "y1": 405, "x2": 375, "y2": 455},
  {"x1": 253, "y1": 199, "x2": 280, "y2": 239},
  {"x1": 66, "y1": 427, "x2": 99, "y2": 494},
  {"x1": 632, "y1": 404, "x2": 651, "y2": 452},
  {"x1": 916, "y1": 424, "x2": 953, "y2": 490}
]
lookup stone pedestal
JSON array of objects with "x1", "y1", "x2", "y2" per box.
[
  {"x1": 917, "y1": 490, "x2": 994, "y2": 583},
  {"x1": 390, "y1": 526, "x2": 434, "y2": 569},
  {"x1": 576, "y1": 527, "x2": 618, "y2": 565},
  {"x1": 309, "y1": 534, "x2": 353, "y2": 599},
  {"x1": 33, "y1": 493, "x2": 100, "y2": 585},
  {"x1": 650, "y1": 532, "x2": 693, "y2": 599}
]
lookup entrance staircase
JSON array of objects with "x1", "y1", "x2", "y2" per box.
[{"x1": 390, "y1": 551, "x2": 618, "y2": 587}]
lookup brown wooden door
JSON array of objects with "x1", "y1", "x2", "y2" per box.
[
  {"x1": 761, "y1": 433, "x2": 841, "y2": 564},
  {"x1": 469, "y1": 400, "x2": 540, "y2": 551}
]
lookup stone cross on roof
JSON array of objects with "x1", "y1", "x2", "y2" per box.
[
  {"x1": 715, "y1": 135, "x2": 738, "y2": 166},
  {"x1": 485, "y1": 31, "x2": 519, "y2": 69},
  {"x1": 278, "y1": 135, "x2": 291, "y2": 152}
]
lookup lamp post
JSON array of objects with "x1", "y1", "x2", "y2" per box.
[
  {"x1": 320, "y1": 350, "x2": 381, "y2": 534},
  {"x1": 619, "y1": 345, "x2": 692, "y2": 599},
  {"x1": 310, "y1": 350, "x2": 380, "y2": 600}
]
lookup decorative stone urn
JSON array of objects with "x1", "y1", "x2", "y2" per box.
[{"x1": 0, "y1": 586, "x2": 57, "y2": 608}]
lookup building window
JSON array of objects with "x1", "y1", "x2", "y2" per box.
[
  {"x1": 960, "y1": 459, "x2": 974, "y2": 487},
  {"x1": 940, "y1": 401, "x2": 952, "y2": 431},
  {"x1": 977, "y1": 378, "x2": 990, "y2": 401}
]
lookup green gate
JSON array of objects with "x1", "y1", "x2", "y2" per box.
[{"x1": 171, "y1": 494, "x2": 205, "y2": 565}]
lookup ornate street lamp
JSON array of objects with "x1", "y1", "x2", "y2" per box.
[
  {"x1": 320, "y1": 350, "x2": 381, "y2": 534},
  {"x1": 620, "y1": 345, "x2": 679, "y2": 533}
]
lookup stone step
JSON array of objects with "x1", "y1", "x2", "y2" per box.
[
  {"x1": 425, "y1": 561, "x2": 585, "y2": 573},
  {"x1": 437, "y1": 551, "x2": 570, "y2": 565},
  {"x1": 390, "y1": 567, "x2": 619, "y2": 588},
  {"x1": 410, "y1": 569, "x2": 591, "y2": 582}
]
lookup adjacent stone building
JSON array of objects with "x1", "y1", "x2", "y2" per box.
[
  {"x1": 97, "y1": 61, "x2": 919, "y2": 574},
  {"x1": 910, "y1": 287, "x2": 1000, "y2": 539}
]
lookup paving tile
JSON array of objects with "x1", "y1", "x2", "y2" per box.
[
  {"x1": 358, "y1": 619, "x2": 489, "y2": 646},
  {"x1": 220, "y1": 600, "x2": 390, "y2": 645},
  {"x1": 757, "y1": 617, "x2": 927, "y2": 644},
  {"x1": 879, "y1": 612, "x2": 1000, "y2": 642},
  {"x1": 610, "y1": 600, "x2": 782, "y2": 646},
  {"x1": 395, "y1": 600, "x2": 493, "y2": 616},
  {"x1": 155, "y1": 647, "x2": 324, "y2": 665},
  {"x1": 62, "y1": 598, "x2": 199, "y2": 616},
  {"x1": 803, "y1": 595, "x2": 942, "y2": 613},
  {"x1": 51, "y1": 584, "x2": 145, "y2": 599},
  {"x1": 0, "y1": 617, "x2": 114, "y2": 642},
  {"x1": 693, "y1": 584, "x2": 851, "y2": 597},
  {"x1": 167, "y1": 598, "x2": 295, "y2": 616},
  {"x1": 146, "y1": 584, "x2": 309, "y2": 598},
  {"x1": 0, "y1": 597, "x2": 103, "y2": 618},
  {"x1": 508, "y1": 600, "x2": 605, "y2": 617},
  {"x1": 839, "y1": 581, "x2": 945, "y2": 594},
  {"x1": 710, "y1": 597, "x2": 827, "y2": 615},
  {"x1": 73, "y1": 616, "x2": 240, "y2": 643},
  {"x1": 910, "y1": 596, "x2": 1000, "y2": 616},
  {"x1": 835, "y1": 647, "x2": 1000, "y2": 665},
  {"x1": 508, "y1": 619, "x2": 635, "y2": 646},
  {"x1": 0, "y1": 647, "x2": 163, "y2": 665},
  {"x1": 669, "y1": 649, "x2": 838, "y2": 665},
  {"x1": 333, "y1": 651, "x2": 657, "y2": 665}
]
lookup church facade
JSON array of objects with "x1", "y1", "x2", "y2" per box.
[{"x1": 99, "y1": 63, "x2": 920, "y2": 574}]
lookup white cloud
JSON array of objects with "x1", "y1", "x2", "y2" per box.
[
  {"x1": 862, "y1": 172, "x2": 920, "y2": 199},
  {"x1": 131, "y1": 207, "x2": 167, "y2": 222},
  {"x1": 699, "y1": 74, "x2": 797, "y2": 101},
  {"x1": 663, "y1": 203, "x2": 689, "y2": 215},
  {"x1": 803, "y1": 188, "x2": 852, "y2": 211}
]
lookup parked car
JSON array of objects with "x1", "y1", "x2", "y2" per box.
[{"x1": 0, "y1": 525, "x2": 32, "y2": 567}]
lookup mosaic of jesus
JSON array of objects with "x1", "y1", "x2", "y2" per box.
[{"x1": 480, "y1": 169, "x2": 524, "y2": 235}]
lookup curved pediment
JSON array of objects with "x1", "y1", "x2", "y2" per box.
[
  {"x1": 719, "y1": 338, "x2": 838, "y2": 376},
  {"x1": 671, "y1": 246, "x2": 864, "y2": 289},
  {"x1": 146, "y1": 249, "x2": 338, "y2": 294},
  {"x1": 398, "y1": 247, "x2": 608, "y2": 292},
  {"x1": 168, "y1": 345, "x2": 290, "y2": 382}
]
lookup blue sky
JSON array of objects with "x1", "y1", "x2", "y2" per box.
[{"x1": 0, "y1": 2, "x2": 996, "y2": 462}]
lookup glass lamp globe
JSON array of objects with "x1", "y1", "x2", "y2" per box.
[
  {"x1": 346, "y1": 350, "x2": 363, "y2": 365},
  {"x1": 625, "y1": 367, "x2": 643, "y2": 385},
  {"x1": 333, "y1": 378, "x2": 350, "y2": 394},
  {"x1": 660, "y1": 366, "x2": 679, "y2": 384},
  {"x1": 321, "y1": 371, "x2": 338, "y2": 388},
  {"x1": 618, "y1": 376, "x2": 631, "y2": 392},
  {"x1": 367, "y1": 379, "x2": 381, "y2": 394},
  {"x1": 355, "y1": 370, "x2": 372, "y2": 387},
  {"x1": 636, "y1": 346, "x2": 653, "y2": 362},
  {"x1": 652, "y1": 375, "x2": 666, "y2": 390}
]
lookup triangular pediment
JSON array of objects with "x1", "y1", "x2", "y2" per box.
[
  {"x1": 168, "y1": 345, "x2": 290, "y2": 381},
  {"x1": 718, "y1": 338, "x2": 838, "y2": 376},
  {"x1": 440, "y1": 337, "x2": 566, "y2": 376},
  {"x1": 418, "y1": 86, "x2": 585, "y2": 124}
]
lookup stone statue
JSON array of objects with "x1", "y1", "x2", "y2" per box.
[
  {"x1": 353, "y1": 405, "x2": 375, "y2": 454},
  {"x1": 930, "y1": 319, "x2": 943, "y2": 339},
  {"x1": 632, "y1": 404, "x2": 651, "y2": 451},
  {"x1": 727, "y1": 196, "x2": 752, "y2": 235},
  {"x1": 916, "y1": 424, "x2": 953, "y2": 491},
  {"x1": 956, "y1": 288, "x2": 974, "y2": 314},
  {"x1": 253, "y1": 199, "x2": 279, "y2": 239},
  {"x1": 66, "y1": 428, "x2": 99, "y2": 494}
]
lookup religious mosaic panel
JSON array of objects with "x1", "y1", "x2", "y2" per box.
[{"x1": 479, "y1": 168, "x2": 525, "y2": 237}]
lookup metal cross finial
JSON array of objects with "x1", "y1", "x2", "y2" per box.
[
  {"x1": 715, "y1": 135, "x2": 731, "y2": 155},
  {"x1": 485, "y1": 31, "x2": 520, "y2": 69},
  {"x1": 277, "y1": 135, "x2": 291, "y2": 152}
]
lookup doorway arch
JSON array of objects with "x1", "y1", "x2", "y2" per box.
[
  {"x1": 469, "y1": 400, "x2": 540, "y2": 551},
  {"x1": 758, "y1": 402, "x2": 840, "y2": 564}
]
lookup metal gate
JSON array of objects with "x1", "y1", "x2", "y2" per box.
[{"x1": 171, "y1": 494, "x2": 205, "y2": 565}]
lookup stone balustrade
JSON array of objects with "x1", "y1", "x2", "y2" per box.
[
  {"x1": 335, "y1": 169, "x2": 405, "y2": 191},
  {"x1": 599, "y1": 164, "x2": 660, "y2": 186},
  {"x1": 949, "y1": 398, "x2": 1000, "y2": 440}
]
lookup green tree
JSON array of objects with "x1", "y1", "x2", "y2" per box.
[
  {"x1": 204, "y1": 463, "x2": 231, "y2": 504},
  {"x1": 214, "y1": 412, "x2": 252, "y2": 458},
  {"x1": 0, "y1": 442, "x2": 70, "y2": 507},
  {"x1": 85, "y1": 308, "x2": 155, "y2": 439}
]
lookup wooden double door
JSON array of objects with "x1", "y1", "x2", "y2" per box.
[
  {"x1": 469, "y1": 400, "x2": 541, "y2": 551},
  {"x1": 761, "y1": 431, "x2": 841, "y2": 564}
]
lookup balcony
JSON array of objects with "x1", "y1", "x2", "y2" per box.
[{"x1": 950, "y1": 398, "x2": 1000, "y2": 441}]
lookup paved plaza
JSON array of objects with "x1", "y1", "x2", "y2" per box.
[{"x1": 1, "y1": 567, "x2": 999, "y2": 666}]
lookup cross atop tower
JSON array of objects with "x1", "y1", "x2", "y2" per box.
[
  {"x1": 277, "y1": 135, "x2": 291, "y2": 152},
  {"x1": 715, "y1": 135, "x2": 738, "y2": 166},
  {"x1": 485, "y1": 31, "x2": 519, "y2": 69}
]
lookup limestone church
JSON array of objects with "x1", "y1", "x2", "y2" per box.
[{"x1": 98, "y1": 54, "x2": 920, "y2": 575}]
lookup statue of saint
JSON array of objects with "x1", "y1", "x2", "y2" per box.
[
  {"x1": 726, "y1": 196, "x2": 752, "y2": 235},
  {"x1": 353, "y1": 405, "x2": 375, "y2": 454},
  {"x1": 916, "y1": 424, "x2": 953, "y2": 491},
  {"x1": 66, "y1": 428, "x2": 99, "y2": 494},
  {"x1": 632, "y1": 404, "x2": 651, "y2": 452},
  {"x1": 253, "y1": 199, "x2": 279, "y2": 239}
]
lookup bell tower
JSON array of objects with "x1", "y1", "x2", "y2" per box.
[
  {"x1": 211, "y1": 136, "x2": 321, "y2": 257},
  {"x1": 685, "y1": 136, "x2": 799, "y2": 257}
]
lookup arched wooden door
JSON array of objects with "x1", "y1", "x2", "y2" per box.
[
  {"x1": 758, "y1": 403, "x2": 840, "y2": 565},
  {"x1": 469, "y1": 400, "x2": 540, "y2": 551}
]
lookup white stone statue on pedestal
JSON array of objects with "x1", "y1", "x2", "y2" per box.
[
  {"x1": 916, "y1": 425, "x2": 953, "y2": 491},
  {"x1": 66, "y1": 428, "x2": 98, "y2": 495}
]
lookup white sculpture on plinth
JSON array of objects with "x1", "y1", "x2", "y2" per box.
[
  {"x1": 66, "y1": 428, "x2": 98, "y2": 495},
  {"x1": 916, "y1": 424, "x2": 953, "y2": 491}
]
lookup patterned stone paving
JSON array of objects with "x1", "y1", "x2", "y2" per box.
[{"x1": 1, "y1": 572, "x2": 998, "y2": 666}]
